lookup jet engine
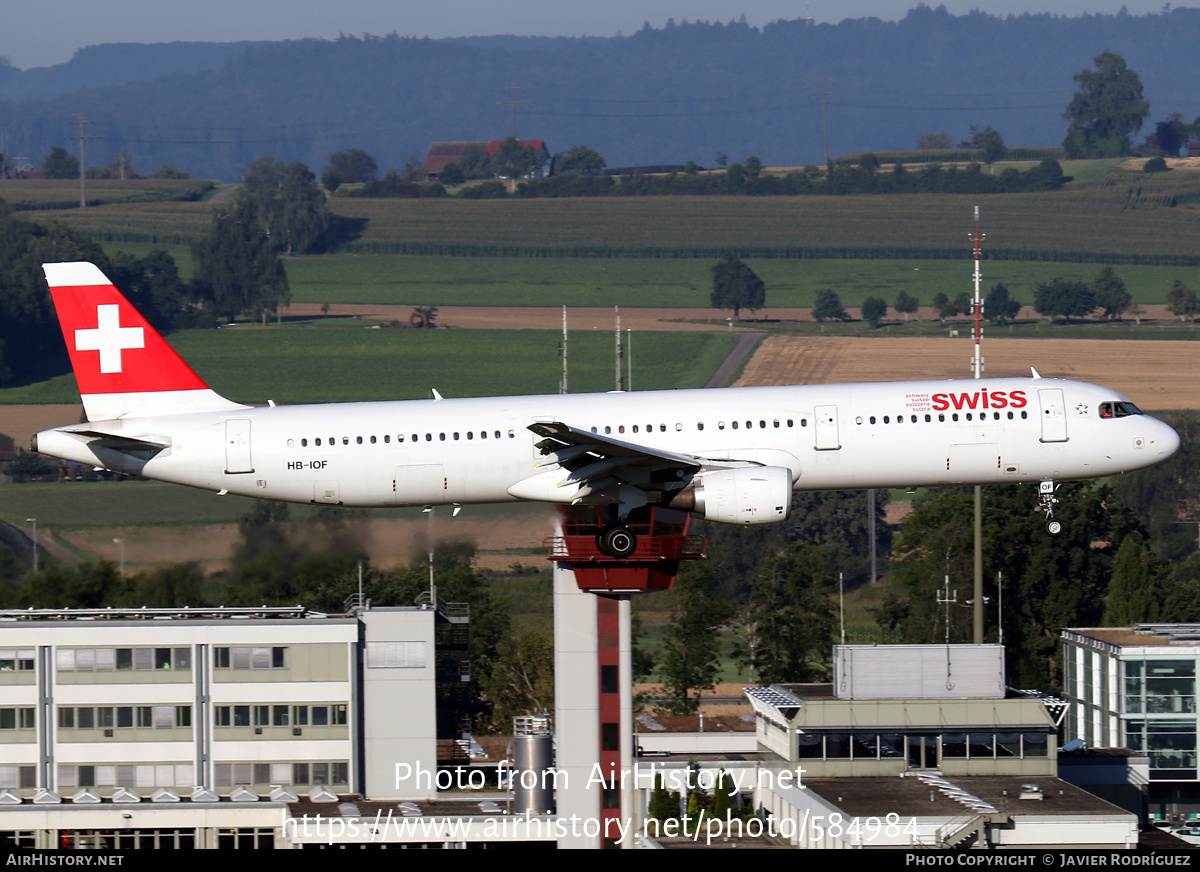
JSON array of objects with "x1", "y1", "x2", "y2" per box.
[{"x1": 666, "y1": 466, "x2": 792, "y2": 525}]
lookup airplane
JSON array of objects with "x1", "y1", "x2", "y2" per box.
[{"x1": 32, "y1": 261, "x2": 1180, "y2": 557}]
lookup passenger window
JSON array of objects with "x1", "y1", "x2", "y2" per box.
[
  {"x1": 718, "y1": 422, "x2": 725, "y2": 430},
  {"x1": 698, "y1": 423, "x2": 704, "y2": 431},
  {"x1": 911, "y1": 415, "x2": 917, "y2": 423},
  {"x1": 385, "y1": 435, "x2": 391, "y2": 443},
  {"x1": 356, "y1": 436, "x2": 362, "y2": 444},
  {"x1": 343, "y1": 437, "x2": 349, "y2": 445},
  {"x1": 425, "y1": 434, "x2": 432, "y2": 441},
  {"x1": 773, "y1": 420, "x2": 779, "y2": 428},
  {"x1": 508, "y1": 430, "x2": 514, "y2": 438},
  {"x1": 315, "y1": 438, "x2": 321, "y2": 446},
  {"x1": 676, "y1": 423, "x2": 682, "y2": 431},
  {"x1": 1021, "y1": 411, "x2": 1027, "y2": 419},
  {"x1": 1007, "y1": 412, "x2": 1013, "y2": 420},
  {"x1": 605, "y1": 426, "x2": 611, "y2": 434},
  {"x1": 732, "y1": 421, "x2": 739, "y2": 429},
  {"x1": 966, "y1": 413, "x2": 972, "y2": 421},
  {"x1": 884, "y1": 416, "x2": 890, "y2": 424},
  {"x1": 453, "y1": 432, "x2": 459, "y2": 440},
  {"x1": 952, "y1": 414, "x2": 959, "y2": 422},
  {"x1": 287, "y1": 438, "x2": 294, "y2": 448},
  {"x1": 301, "y1": 438, "x2": 308, "y2": 447},
  {"x1": 619, "y1": 426, "x2": 625, "y2": 433},
  {"x1": 439, "y1": 433, "x2": 446, "y2": 441},
  {"x1": 467, "y1": 432, "x2": 473, "y2": 440},
  {"x1": 497, "y1": 431, "x2": 503, "y2": 439},
  {"x1": 370, "y1": 436, "x2": 377, "y2": 444},
  {"x1": 939, "y1": 414, "x2": 945, "y2": 422},
  {"x1": 869, "y1": 416, "x2": 876, "y2": 424},
  {"x1": 633, "y1": 425, "x2": 639, "y2": 433},
  {"x1": 924, "y1": 415, "x2": 931, "y2": 422}
]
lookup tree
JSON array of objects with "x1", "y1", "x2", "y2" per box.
[
  {"x1": 932, "y1": 292, "x2": 950, "y2": 321},
  {"x1": 894, "y1": 291, "x2": 919, "y2": 321},
  {"x1": 1090, "y1": 266, "x2": 1131, "y2": 320},
  {"x1": 739, "y1": 543, "x2": 836, "y2": 683},
  {"x1": 812, "y1": 289, "x2": 848, "y2": 322},
  {"x1": 1103, "y1": 533, "x2": 1166, "y2": 626},
  {"x1": 1033, "y1": 277, "x2": 1095, "y2": 321},
  {"x1": 985, "y1": 282, "x2": 1022, "y2": 324},
  {"x1": 710, "y1": 254, "x2": 765, "y2": 320},
  {"x1": 325, "y1": 149, "x2": 378, "y2": 183},
  {"x1": 192, "y1": 197, "x2": 290, "y2": 321},
  {"x1": 42, "y1": 146, "x2": 78, "y2": 179},
  {"x1": 437, "y1": 162, "x2": 465, "y2": 186},
  {"x1": 859, "y1": 153, "x2": 881, "y2": 173},
  {"x1": 981, "y1": 128, "x2": 1006, "y2": 167},
  {"x1": 458, "y1": 144, "x2": 491, "y2": 179},
  {"x1": 1167, "y1": 280, "x2": 1200, "y2": 321},
  {"x1": 916, "y1": 131, "x2": 952, "y2": 149},
  {"x1": 743, "y1": 154, "x2": 763, "y2": 181},
  {"x1": 861, "y1": 296, "x2": 887, "y2": 328},
  {"x1": 478, "y1": 626, "x2": 554, "y2": 730},
  {"x1": 240, "y1": 156, "x2": 331, "y2": 255},
  {"x1": 1152, "y1": 113, "x2": 1188, "y2": 157},
  {"x1": 555, "y1": 145, "x2": 605, "y2": 175},
  {"x1": 490, "y1": 137, "x2": 543, "y2": 180},
  {"x1": 150, "y1": 164, "x2": 189, "y2": 179},
  {"x1": 1062, "y1": 51, "x2": 1149, "y2": 158},
  {"x1": 658, "y1": 568, "x2": 728, "y2": 714}
]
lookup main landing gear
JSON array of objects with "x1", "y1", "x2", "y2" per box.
[
  {"x1": 1040, "y1": 480, "x2": 1063, "y2": 537},
  {"x1": 594, "y1": 505, "x2": 639, "y2": 558},
  {"x1": 596, "y1": 524, "x2": 638, "y2": 558}
]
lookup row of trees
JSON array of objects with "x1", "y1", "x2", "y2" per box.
[
  {"x1": 40, "y1": 146, "x2": 189, "y2": 181},
  {"x1": 709, "y1": 259, "x2": 1191, "y2": 327}
]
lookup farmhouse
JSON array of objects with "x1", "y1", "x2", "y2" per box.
[{"x1": 422, "y1": 140, "x2": 550, "y2": 179}]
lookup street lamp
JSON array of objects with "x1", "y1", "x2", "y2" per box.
[{"x1": 26, "y1": 518, "x2": 37, "y2": 573}]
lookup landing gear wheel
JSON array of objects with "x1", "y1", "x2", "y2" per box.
[
  {"x1": 1045, "y1": 518, "x2": 1064, "y2": 537},
  {"x1": 596, "y1": 525, "x2": 638, "y2": 558}
]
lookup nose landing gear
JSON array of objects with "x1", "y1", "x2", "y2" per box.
[{"x1": 1040, "y1": 480, "x2": 1063, "y2": 536}]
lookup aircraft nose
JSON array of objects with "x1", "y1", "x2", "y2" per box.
[{"x1": 1154, "y1": 418, "x2": 1181, "y2": 459}]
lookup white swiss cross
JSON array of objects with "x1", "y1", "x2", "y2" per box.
[{"x1": 74, "y1": 304, "x2": 144, "y2": 373}]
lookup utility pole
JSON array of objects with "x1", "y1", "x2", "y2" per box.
[
  {"x1": 69, "y1": 113, "x2": 98, "y2": 208},
  {"x1": 498, "y1": 83, "x2": 528, "y2": 139}
]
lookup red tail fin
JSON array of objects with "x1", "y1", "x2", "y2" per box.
[{"x1": 43, "y1": 262, "x2": 245, "y2": 420}]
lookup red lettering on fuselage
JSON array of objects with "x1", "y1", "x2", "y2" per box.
[{"x1": 930, "y1": 389, "x2": 1027, "y2": 412}]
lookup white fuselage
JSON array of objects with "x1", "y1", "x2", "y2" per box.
[{"x1": 34, "y1": 376, "x2": 1179, "y2": 512}]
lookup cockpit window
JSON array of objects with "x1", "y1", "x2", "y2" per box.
[{"x1": 1099, "y1": 401, "x2": 1143, "y2": 419}]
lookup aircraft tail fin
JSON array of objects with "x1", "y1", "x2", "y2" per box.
[{"x1": 43, "y1": 262, "x2": 249, "y2": 421}]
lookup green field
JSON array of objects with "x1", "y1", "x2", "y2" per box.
[
  {"x1": 0, "y1": 178, "x2": 216, "y2": 208},
  {"x1": 25, "y1": 165, "x2": 1200, "y2": 263},
  {"x1": 0, "y1": 481, "x2": 551, "y2": 532},
  {"x1": 0, "y1": 323, "x2": 742, "y2": 405},
  {"x1": 278, "y1": 254, "x2": 1200, "y2": 309}
]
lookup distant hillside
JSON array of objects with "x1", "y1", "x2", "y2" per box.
[
  {"x1": 0, "y1": 42, "x2": 265, "y2": 101},
  {"x1": 2, "y1": 6, "x2": 1198, "y2": 181}
]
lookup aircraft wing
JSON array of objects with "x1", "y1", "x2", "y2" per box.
[{"x1": 523, "y1": 421, "x2": 715, "y2": 502}]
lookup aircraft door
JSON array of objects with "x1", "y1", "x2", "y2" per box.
[
  {"x1": 224, "y1": 419, "x2": 253, "y2": 473},
  {"x1": 814, "y1": 405, "x2": 840, "y2": 450},
  {"x1": 1038, "y1": 389, "x2": 1068, "y2": 443}
]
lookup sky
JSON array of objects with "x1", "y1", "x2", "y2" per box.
[{"x1": 0, "y1": 0, "x2": 1184, "y2": 70}]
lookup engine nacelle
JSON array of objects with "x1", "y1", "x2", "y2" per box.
[{"x1": 685, "y1": 466, "x2": 793, "y2": 525}]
